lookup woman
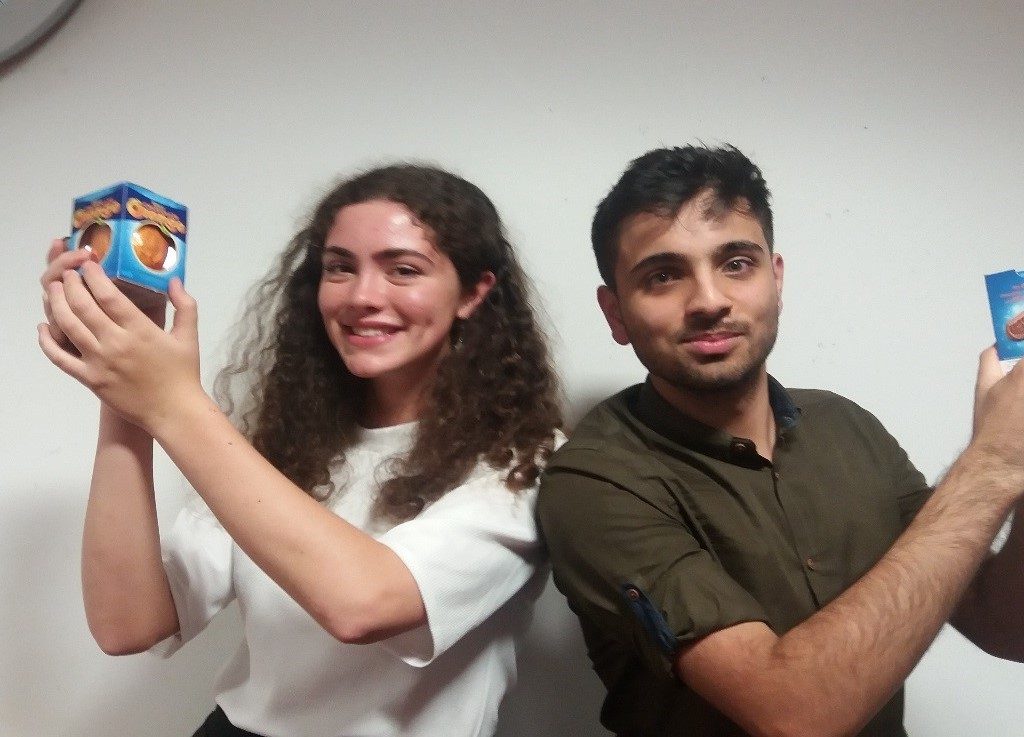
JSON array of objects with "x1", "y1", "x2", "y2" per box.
[{"x1": 39, "y1": 165, "x2": 563, "y2": 736}]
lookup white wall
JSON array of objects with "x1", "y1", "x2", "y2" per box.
[{"x1": 3, "y1": 1, "x2": 1023, "y2": 734}]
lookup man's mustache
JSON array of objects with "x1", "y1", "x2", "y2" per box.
[{"x1": 678, "y1": 320, "x2": 747, "y2": 341}]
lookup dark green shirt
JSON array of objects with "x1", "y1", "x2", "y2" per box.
[{"x1": 537, "y1": 378, "x2": 931, "y2": 737}]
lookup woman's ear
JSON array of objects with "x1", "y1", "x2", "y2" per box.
[{"x1": 456, "y1": 271, "x2": 497, "y2": 320}]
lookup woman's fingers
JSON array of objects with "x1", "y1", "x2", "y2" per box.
[
  {"x1": 79, "y1": 261, "x2": 150, "y2": 328},
  {"x1": 45, "y1": 238, "x2": 67, "y2": 264},
  {"x1": 41, "y1": 240, "x2": 93, "y2": 287},
  {"x1": 62, "y1": 266, "x2": 128, "y2": 340},
  {"x1": 47, "y1": 278, "x2": 101, "y2": 356},
  {"x1": 37, "y1": 323, "x2": 89, "y2": 382},
  {"x1": 42, "y1": 239, "x2": 95, "y2": 346},
  {"x1": 167, "y1": 278, "x2": 199, "y2": 344}
]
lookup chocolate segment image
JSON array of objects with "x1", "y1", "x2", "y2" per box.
[
  {"x1": 1007, "y1": 310, "x2": 1024, "y2": 341},
  {"x1": 78, "y1": 221, "x2": 112, "y2": 261},
  {"x1": 131, "y1": 223, "x2": 175, "y2": 270}
]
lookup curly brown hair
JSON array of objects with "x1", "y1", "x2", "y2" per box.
[{"x1": 214, "y1": 164, "x2": 563, "y2": 521}]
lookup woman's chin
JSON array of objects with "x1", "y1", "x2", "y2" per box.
[{"x1": 342, "y1": 361, "x2": 386, "y2": 380}]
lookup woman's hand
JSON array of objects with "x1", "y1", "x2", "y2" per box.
[
  {"x1": 41, "y1": 239, "x2": 168, "y2": 344},
  {"x1": 38, "y1": 260, "x2": 204, "y2": 436},
  {"x1": 41, "y1": 238, "x2": 96, "y2": 347}
]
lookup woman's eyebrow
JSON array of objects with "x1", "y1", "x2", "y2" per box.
[
  {"x1": 374, "y1": 248, "x2": 435, "y2": 263},
  {"x1": 320, "y1": 246, "x2": 434, "y2": 260}
]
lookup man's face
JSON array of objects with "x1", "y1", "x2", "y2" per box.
[{"x1": 597, "y1": 191, "x2": 784, "y2": 395}]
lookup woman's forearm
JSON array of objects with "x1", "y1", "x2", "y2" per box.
[
  {"x1": 149, "y1": 392, "x2": 426, "y2": 644},
  {"x1": 81, "y1": 404, "x2": 179, "y2": 654}
]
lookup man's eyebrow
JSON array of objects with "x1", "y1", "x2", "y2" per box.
[
  {"x1": 716, "y1": 240, "x2": 767, "y2": 258},
  {"x1": 627, "y1": 251, "x2": 688, "y2": 277}
]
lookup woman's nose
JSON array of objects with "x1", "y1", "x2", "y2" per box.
[{"x1": 349, "y1": 272, "x2": 386, "y2": 308}]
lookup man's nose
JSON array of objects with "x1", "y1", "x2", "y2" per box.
[{"x1": 686, "y1": 273, "x2": 730, "y2": 317}]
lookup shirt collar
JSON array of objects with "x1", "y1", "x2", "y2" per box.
[{"x1": 631, "y1": 375, "x2": 801, "y2": 465}]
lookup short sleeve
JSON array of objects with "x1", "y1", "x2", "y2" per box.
[
  {"x1": 376, "y1": 469, "x2": 543, "y2": 666},
  {"x1": 149, "y1": 497, "x2": 236, "y2": 657},
  {"x1": 837, "y1": 394, "x2": 933, "y2": 529},
  {"x1": 538, "y1": 463, "x2": 767, "y2": 676},
  {"x1": 889, "y1": 436, "x2": 932, "y2": 529}
]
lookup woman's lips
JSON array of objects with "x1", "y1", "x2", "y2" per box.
[{"x1": 344, "y1": 324, "x2": 401, "y2": 347}]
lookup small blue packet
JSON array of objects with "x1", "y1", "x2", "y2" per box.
[
  {"x1": 984, "y1": 269, "x2": 1024, "y2": 365},
  {"x1": 68, "y1": 182, "x2": 187, "y2": 293}
]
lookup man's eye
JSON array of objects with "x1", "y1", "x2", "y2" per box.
[
  {"x1": 645, "y1": 270, "x2": 678, "y2": 287},
  {"x1": 723, "y1": 258, "x2": 753, "y2": 274}
]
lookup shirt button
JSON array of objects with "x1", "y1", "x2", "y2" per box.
[
  {"x1": 626, "y1": 588, "x2": 640, "y2": 601},
  {"x1": 730, "y1": 440, "x2": 753, "y2": 455},
  {"x1": 805, "y1": 557, "x2": 818, "y2": 571},
  {"x1": 772, "y1": 470, "x2": 780, "y2": 481}
]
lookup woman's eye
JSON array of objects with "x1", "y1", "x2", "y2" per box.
[
  {"x1": 321, "y1": 261, "x2": 353, "y2": 276},
  {"x1": 390, "y1": 264, "x2": 421, "y2": 279}
]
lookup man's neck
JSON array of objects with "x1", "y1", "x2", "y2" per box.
[{"x1": 650, "y1": 370, "x2": 777, "y2": 460}]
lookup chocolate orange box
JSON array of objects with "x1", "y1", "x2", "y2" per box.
[
  {"x1": 985, "y1": 269, "x2": 1024, "y2": 364},
  {"x1": 68, "y1": 182, "x2": 187, "y2": 293}
]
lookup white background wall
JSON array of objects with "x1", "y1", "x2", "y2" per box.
[{"x1": 3, "y1": 1, "x2": 1023, "y2": 734}]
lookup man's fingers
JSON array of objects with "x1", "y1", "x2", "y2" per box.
[
  {"x1": 976, "y1": 346, "x2": 1004, "y2": 396},
  {"x1": 973, "y1": 346, "x2": 1009, "y2": 437}
]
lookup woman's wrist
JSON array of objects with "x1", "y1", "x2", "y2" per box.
[{"x1": 145, "y1": 385, "x2": 221, "y2": 446}]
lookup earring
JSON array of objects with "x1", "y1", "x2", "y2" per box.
[{"x1": 450, "y1": 319, "x2": 465, "y2": 349}]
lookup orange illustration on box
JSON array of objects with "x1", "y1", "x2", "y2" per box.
[
  {"x1": 132, "y1": 223, "x2": 175, "y2": 270},
  {"x1": 78, "y1": 221, "x2": 113, "y2": 262}
]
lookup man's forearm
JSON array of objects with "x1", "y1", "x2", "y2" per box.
[{"x1": 680, "y1": 446, "x2": 1024, "y2": 737}]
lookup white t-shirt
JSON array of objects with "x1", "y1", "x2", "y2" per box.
[{"x1": 154, "y1": 422, "x2": 550, "y2": 737}]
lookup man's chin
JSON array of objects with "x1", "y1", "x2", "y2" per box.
[{"x1": 662, "y1": 360, "x2": 765, "y2": 395}]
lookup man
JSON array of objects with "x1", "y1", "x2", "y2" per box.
[{"x1": 537, "y1": 144, "x2": 1024, "y2": 737}]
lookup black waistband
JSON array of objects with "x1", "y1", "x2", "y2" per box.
[{"x1": 191, "y1": 706, "x2": 264, "y2": 737}]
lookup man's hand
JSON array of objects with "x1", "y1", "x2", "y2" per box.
[{"x1": 972, "y1": 347, "x2": 1024, "y2": 483}]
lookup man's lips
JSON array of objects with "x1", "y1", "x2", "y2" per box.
[{"x1": 682, "y1": 330, "x2": 742, "y2": 355}]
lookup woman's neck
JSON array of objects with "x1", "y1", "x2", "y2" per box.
[{"x1": 362, "y1": 378, "x2": 427, "y2": 428}]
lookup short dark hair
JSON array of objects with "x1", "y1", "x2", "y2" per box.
[{"x1": 591, "y1": 144, "x2": 773, "y2": 287}]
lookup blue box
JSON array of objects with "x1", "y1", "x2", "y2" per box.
[
  {"x1": 984, "y1": 269, "x2": 1024, "y2": 363},
  {"x1": 68, "y1": 182, "x2": 187, "y2": 293}
]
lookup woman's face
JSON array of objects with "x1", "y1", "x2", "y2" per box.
[{"x1": 317, "y1": 199, "x2": 492, "y2": 423}]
